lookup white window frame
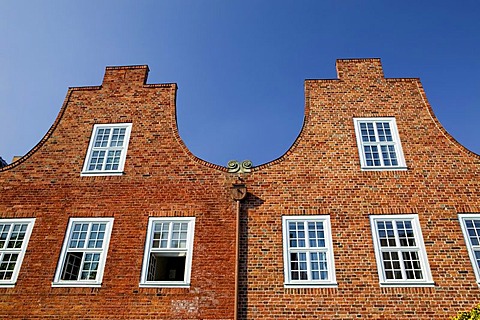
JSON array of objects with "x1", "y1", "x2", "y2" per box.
[
  {"x1": 370, "y1": 214, "x2": 433, "y2": 287},
  {"x1": 140, "y1": 217, "x2": 195, "y2": 288},
  {"x1": 458, "y1": 214, "x2": 480, "y2": 284},
  {"x1": 81, "y1": 123, "x2": 132, "y2": 176},
  {"x1": 0, "y1": 218, "x2": 35, "y2": 287},
  {"x1": 353, "y1": 117, "x2": 407, "y2": 170},
  {"x1": 52, "y1": 218, "x2": 114, "y2": 287},
  {"x1": 282, "y1": 215, "x2": 337, "y2": 287}
]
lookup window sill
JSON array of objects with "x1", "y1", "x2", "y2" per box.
[
  {"x1": 284, "y1": 282, "x2": 338, "y2": 288},
  {"x1": 360, "y1": 166, "x2": 408, "y2": 171},
  {"x1": 379, "y1": 281, "x2": 435, "y2": 288},
  {"x1": 139, "y1": 282, "x2": 190, "y2": 288},
  {"x1": 80, "y1": 171, "x2": 125, "y2": 177},
  {"x1": 0, "y1": 283, "x2": 15, "y2": 288},
  {"x1": 51, "y1": 282, "x2": 102, "y2": 288}
]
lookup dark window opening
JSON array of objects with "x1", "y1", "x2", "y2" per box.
[{"x1": 147, "y1": 254, "x2": 185, "y2": 282}]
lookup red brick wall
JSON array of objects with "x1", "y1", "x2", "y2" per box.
[
  {"x1": 0, "y1": 66, "x2": 237, "y2": 319},
  {"x1": 239, "y1": 58, "x2": 480, "y2": 319},
  {"x1": 1, "y1": 59, "x2": 479, "y2": 319}
]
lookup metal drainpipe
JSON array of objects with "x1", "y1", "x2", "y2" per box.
[{"x1": 231, "y1": 181, "x2": 247, "y2": 320}]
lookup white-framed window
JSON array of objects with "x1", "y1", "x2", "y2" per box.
[
  {"x1": 458, "y1": 214, "x2": 480, "y2": 284},
  {"x1": 0, "y1": 218, "x2": 35, "y2": 287},
  {"x1": 52, "y1": 218, "x2": 114, "y2": 287},
  {"x1": 370, "y1": 215, "x2": 433, "y2": 286},
  {"x1": 282, "y1": 215, "x2": 337, "y2": 287},
  {"x1": 140, "y1": 217, "x2": 195, "y2": 288},
  {"x1": 81, "y1": 123, "x2": 132, "y2": 176},
  {"x1": 353, "y1": 118, "x2": 407, "y2": 170}
]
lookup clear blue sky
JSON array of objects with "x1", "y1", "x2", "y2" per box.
[{"x1": 1, "y1": 1, "x2": 479, "y2": 166}]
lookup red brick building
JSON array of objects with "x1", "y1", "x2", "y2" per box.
[{"x1": 1, "y1": 59, "x2": 479, "y2": 319}]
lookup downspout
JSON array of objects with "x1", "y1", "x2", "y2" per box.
[
  {"x1": 228, "y1": 160, "x2": 251, "y2": 320},
  {"x1": 231, "y1": 180, "x2": 247, "y2": 320}
]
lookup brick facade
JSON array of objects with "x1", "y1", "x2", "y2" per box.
[{"x1": 1, "y1": 59, "x2": 479, "y2": 319}]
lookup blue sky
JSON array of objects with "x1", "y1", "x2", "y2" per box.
[{"x1": 1, "y1": 1, "x2": 479, "y2": 166}]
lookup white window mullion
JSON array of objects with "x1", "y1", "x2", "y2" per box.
[
  {"x1": 373, "y1": 125, "x2": 386, "y2": 167},
  {"x1": 77, "y1": 252, "x2": 87, "y2": 281},
  {"x1": 392, "y1": 222, "x2": 402, "y2": 280},
  {"x1": 304, "y1": 221, "x2": 312, "y2": 281},
  {"x1": 102, "y1": 130, "x2": 114, "y2": 171},
  {"x1": 167, "y1": 222, "x2": 173, "y2": 248},
  {"x1": 397, "y1": 249, "x2": 407, "y2": 281},
  {"x1": 86, "y1": 223, "x2": 93, "y2": 249}
]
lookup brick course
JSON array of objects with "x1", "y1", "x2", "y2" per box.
[{"x1": 1, "y1": 59, "x2": 479, "y2": 319}]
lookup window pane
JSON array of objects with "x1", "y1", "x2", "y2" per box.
[
  {"x1": 88, "y1": 151, "x2": 106, "y2": 171},
  {"x1": 87, "y1": 223, "x2": 106, "y2": 248},
  {"x1": 364, "y1": 146, "x2": 380, "y2": 167},
  {"x1": 110, "y1": 128, "x2": 126, "y2": 147},
  {"x1": 105, "y1": 150, "x2": 122, "y2": 171},
  {"x1": 396, "y1": 220, "x2": 416, "y2": 247},
  {"x1": 6, "y1": 223, "x2": 27, "y2": 249},
  {"x1": 0, "y1": 253, "x2": 18, "y2": 280},
  {"x1": 0, "y1": 224, "x2": 11, "y2": 249},
  {"x1": 360, "y1": 122, "x2": 376, "y2": 142},
  {"x1": 377, "y1": 221, "x2": 396, "y2": 247},
  {"x1": 61, "y1": 252, "x2": 83, "y2": 281},
  {"x1": 152, "y1": 222, "x2": 169, "y2": 248},
  {"x1": 382, "y1": 251, "x2": 402, "y2": 279},
  {"x1": 94, "y1": 128, "x2": 110, "y2": 148},
  {"x1": 80, "y1": 253, "x2": 100, "y2": 280},
  {"x1": 289, "y1": 222, "x2": 306, "y2": 248},
  {"x1": 376, "y1": 122, "x2": 393, "y2": 142},
  {"x1": 402, "y1": 251, "x2": 423, "y2": 280},
  {"x1": 170, "y1": 223, "x2": 188, "y2": 249},
  {"x1": 69, "y1": 223, "x2": 88, "y2": 248},
  {"x1": 290, "y1": 252, "x2": 308, "y2": 280},
  {"x1": 310, "y1": 252, "x2": 328, "y2": 280},
  {"x1": 475, "y1": 250, "x2": 480, "y2": 269},
  {"x1": 308, "y1": 221, "x2": 325, "y2": 248},
  {"x1": 466, "y1": 219, "x2": 480, "y2": 246}
]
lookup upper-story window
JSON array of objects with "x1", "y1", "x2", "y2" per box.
[
  {"x1": 458, "y1": 214, "x2": 480, "y2": 284},
  {"x1": 52, "y1": 218, "x2": 114, "y2": 287},
  {"x1": 0, "y1": 218, "x2": 35, "y2": 287},
  {"x1": 353, "y1": 118, "x2": 407, "y2": 170},
  {"x1": 81, "y1": 123, "x2": 132, "y2": 176},
  {"x1": 282, "y1": 215, "x2": 337, "y2": 287},
  {"x1": 370, "y1": 214, "x2": 433, "y2": 287},
  {"x1": 140, "y1": 217, "x2": 196, "y2": 288}
]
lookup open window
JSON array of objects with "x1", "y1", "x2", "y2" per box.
[
  {"x1": 140, "y1": 217, "x2": 195, "y2": 287},
  {"x1": 52, "y1": 218, "x2": 114, "y2": 287}
]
